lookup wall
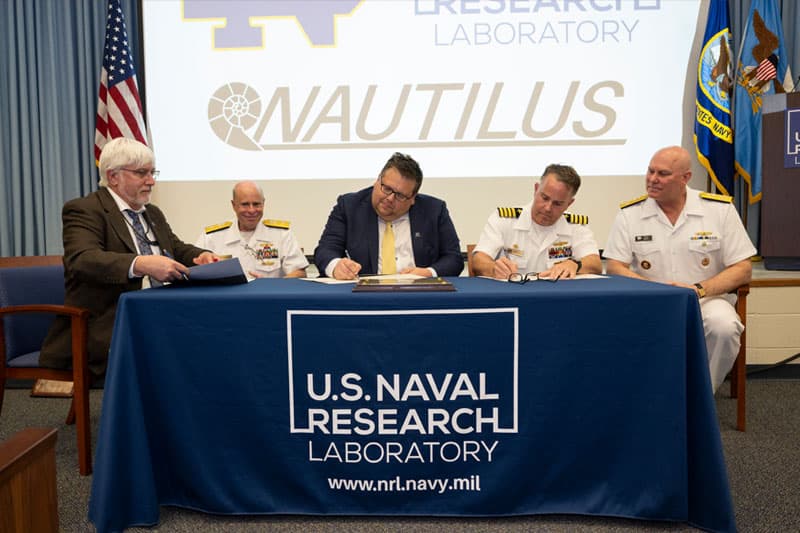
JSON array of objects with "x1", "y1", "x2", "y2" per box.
[
  {"x1": 748, "y1": 284, "x2": 800, "y2": 366},
  {"x1": 150, "y1": 169, "x2": 708, "y2": 253}
]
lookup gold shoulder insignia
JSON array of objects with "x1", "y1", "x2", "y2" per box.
[
  {"x1": 699, "y1": 191, "x2": 733, "y2": 203},
  {"x1": 204, "y1": 221, "x2": 232, "y2": 234},
  {"x1": 563, "y1": 212, "x2": 589, "y2": 225},
  {"x1": 497, "y1": 207, "x2": 523, "y2": 218},
  {"x1": 263, "y1": 218, "x2": 290, "y2": 229},
  {"x1": 619, "y1": 195, "x2": 648, "y2": 209}
]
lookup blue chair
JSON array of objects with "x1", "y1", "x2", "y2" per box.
[{"x1": 0, "y1": 264, "x2": 92, "y2": 475}]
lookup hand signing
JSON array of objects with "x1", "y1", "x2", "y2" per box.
[
  {"x1": 334, "y1": 257, "x2": 362, "y2": 280},
  {"x1": 493, "y1": 257, "x2": 518, "y2": 280}
]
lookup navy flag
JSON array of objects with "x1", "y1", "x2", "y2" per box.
[{"x1": 695, "y1": 0, "x2": 734, "y2": 196}]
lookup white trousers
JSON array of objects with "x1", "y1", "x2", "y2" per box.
[{"x1": 699, "y1": 295, "x2": 744, "y2": 392}]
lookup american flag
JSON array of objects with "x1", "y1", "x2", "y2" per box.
[
  {"x1": 94, "y1": 0, "x2": 148, "y2": 163},
  {"x1": 755, "y1": 54, "x2": 777, "y2": 81}
]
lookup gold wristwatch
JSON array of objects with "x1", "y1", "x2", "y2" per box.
[{"x1": 693, "y1": 283, "x2": 706, "y2": 298}]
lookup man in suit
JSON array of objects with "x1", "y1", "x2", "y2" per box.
[
  {"x1": 40, "y1": 138, "x2": 215, "y2": 377},
  {"x1": 314, "y1": 152, "x2": 462, "y2": 279}
]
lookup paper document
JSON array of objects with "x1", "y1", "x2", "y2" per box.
[
  {"x1": 480, "y1": 273, "x2": 608, "y2": 282},
  {"x1": 165, "y1": 257, "x2": 248, "y2": 287},
  {"x1": 302, "y1": 273, "x2": 424, "y2": 284}
]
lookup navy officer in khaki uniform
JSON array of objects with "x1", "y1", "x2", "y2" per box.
[
  {"x1": 195, "y1": 181, "x2": 308, "y2": 280},
  {"x1": 604, "y1": 146, "x2": 756, "y2": 392},
  {"x1": 472, "y1": 163, "x2": 602, "y2": 280}
]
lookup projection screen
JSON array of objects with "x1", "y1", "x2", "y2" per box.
[{"x1": 142, "y1": 0, "x2": 702, "y2": 183}]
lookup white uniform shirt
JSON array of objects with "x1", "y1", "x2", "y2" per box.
[
  {"x1": 195, "y1": 220, "x2": 308, "y2": 280},
  {"x1": 474, "y1": 202, "x2": 599, "y2": 273},
  {"x1": 603, "y1": 188, "x2": 756, "y2": 285}
]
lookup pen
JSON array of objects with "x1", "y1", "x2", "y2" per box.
[
  {"x1": 343, "y1": 251, "x2": 359, "y2": 280},
  {"x1": 162, "y1": 249, "x2": 190, "y2": 280}
]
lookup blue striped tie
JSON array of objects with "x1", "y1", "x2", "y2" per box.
[
  {"x1": 124, "y1": 209, "x2": 164, "y2": 287},
  {"x1": 124, "y1": 209, "x2": 153, "y2": 255}
]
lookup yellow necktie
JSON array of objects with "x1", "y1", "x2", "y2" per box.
[{"x1": 381, "y1": 221, "x2": 397, "y2": 274}]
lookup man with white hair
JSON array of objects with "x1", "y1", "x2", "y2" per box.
[{"x1": 40, "y1": 137, "x2": 215, "y2": 377}]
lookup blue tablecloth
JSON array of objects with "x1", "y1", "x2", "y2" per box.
[{"x1": 88, "y1": 276, "x2": 735, "y2": 533}]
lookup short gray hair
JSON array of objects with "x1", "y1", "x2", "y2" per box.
[{"x1": 98, "y1": 138, "x2": 154, "y2": 187}]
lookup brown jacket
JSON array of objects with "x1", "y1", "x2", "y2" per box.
[{"x1": 40, "y1": 188, "x2": 205, "y2": 376}]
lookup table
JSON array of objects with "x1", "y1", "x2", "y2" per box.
[{"x1": 88, "y1": 276, "x2": 735, "y2": 533}]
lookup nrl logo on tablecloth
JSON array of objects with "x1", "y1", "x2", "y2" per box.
[{"x1": 286, "y1": 309, "x2": 518, "y2": 465}]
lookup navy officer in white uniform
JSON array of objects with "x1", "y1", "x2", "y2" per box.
[
  {"x1": 472, "y1": 163, "x2": 602, "y2": 280},
  {"x1": 195, "y1": 181, "x2": 308, "y2": 280},
  {"x1": 604, "y1": 145, "x2": 756, "y2": 392}
]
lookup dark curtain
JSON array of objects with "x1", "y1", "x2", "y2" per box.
[{"x1": 0, "y1": 0, "x2": 141, "y2": 255}]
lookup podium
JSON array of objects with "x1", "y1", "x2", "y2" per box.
[{"x1": 761, "y1": 93, "x2": 800, "y2": 270}]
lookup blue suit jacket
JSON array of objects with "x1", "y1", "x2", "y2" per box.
[{"x1": 314, "y1": 187, "x2": 463, "y2": 277}]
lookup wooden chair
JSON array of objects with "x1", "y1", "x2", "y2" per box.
[
  {"x1": 0, "y1": 256, "x2": 62, "y2": 268},
  {"x1": 0, "y1": 427, "x2": 59, "y2": 532},
  {"x1": 730, "y1": 284, "x2": 749, "y2": 431},
  {"x1": 0, "y1": 262, "x2": 92, "y2": 475},
  {"x1": 0, "y1": 256, "x2": 74, "y2": 394},
  {"x1": 466, "y1": 244, "x2": 477, "y2": 277}
]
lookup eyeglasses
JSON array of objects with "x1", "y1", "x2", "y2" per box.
[
  {"x1": 507, "y1": 272, "x2": 561, "y2": 284},
  {"x1": 379, "y1": 178, "x2": 414, "y2": 202},
  {"x1": 120, "y1": 168, "x2": 160, "y2": 179}
]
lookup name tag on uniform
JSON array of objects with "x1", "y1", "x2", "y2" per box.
[{"x1": 635, "y1": 235, "x2": 653, "y2": 242}]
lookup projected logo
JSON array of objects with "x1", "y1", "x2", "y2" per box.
[
  {"x1": 206, "y1": 79, "x2": 625, "y2": 152},
  {"x1": 208, "y1": 83, "x2": 263, "y2": 150},
  {"x1": 183, "y1": 0, "x2": 362, "y2": 49}
]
